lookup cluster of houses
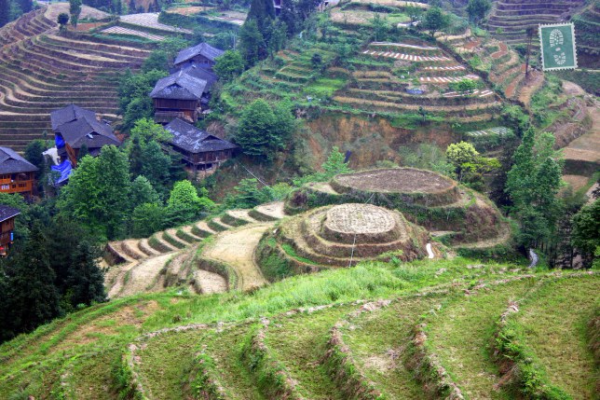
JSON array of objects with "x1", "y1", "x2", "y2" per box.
[{"x1": 0, "y1": 42, "x2": 239, "y2": 255}]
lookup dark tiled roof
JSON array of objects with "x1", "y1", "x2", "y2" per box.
[
  {"x1": 150, "y1": 69, "x2": 207, "y2": 100},
  {"x1": 0, "y1": 205, "x2": 20, "y2": 223},
  {"x1": 175, "y1": 43, "x2": 224, "y2": 65},
  {"x1": 0, "y1": 146, "x2": 39, "y2": 174},
  {"x1": 165, "y1": 118, "x2": 237, "y2": 154},
  {"x1": 50, "y1": 105, "x2": 96, "y2": 131},
  {"x1": 178, "y1": 65, "x2": 218, "y2": 90},
  {"x1": 56, "y1": 115, "x2": 120, "y2": 150}
]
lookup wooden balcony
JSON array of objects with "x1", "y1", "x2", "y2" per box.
[{"x1": 0, "y1": 179, "x2": 34, "y2": 194}]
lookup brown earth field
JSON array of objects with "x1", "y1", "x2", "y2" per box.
[{"x1": 334, "y1": 168, "x2": 453, "y2": 193}]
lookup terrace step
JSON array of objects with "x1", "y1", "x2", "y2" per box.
[
  {"x1": 250, "y1": 201, "x2": 285, "y2": 221},
  {"x1": 148, "y1": 233, "x2": 178, "y2": 253},
  {"x1": 426, "y1": 279, "x2": 533, "y2": 398},
  {"x1": 164, "y1": 229, "x2": 188, "y2": 249},
  {"x1": 192, "y1": 221, "x2": 216, "y2": 238},
  {"x1": 331, "y1": 297, "x2": 439, "y2": 397},
  {"x1": 207, "y1": 217, "x2": 232, "y2": 232},
  {"x1": 138, "y1": 238, "x2": 161, "y2": 257},
  {"x1": 120, "y1": 239, "x2": 146, "y2": 261}
]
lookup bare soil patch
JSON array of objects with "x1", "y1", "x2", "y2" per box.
[
  {"x1": 335, "y1": 168, "x2": 454, "y2": 193},
  {"x1": 46, "y1": 4, "x2": 110, "y2": 21},
  {"x1": 325, "y1": 204, "x2": 396, "y2": 235},
  {"x1": 165, "y1": 5, "x2": 213, "y2": 15},
  {"x1": 193, "y1": 269, "x2": 227, "y2": 294},
  {"x1": 115, "y1": 253, "x2": 174, "y2": 298},
  {"x1": 203, "y1": 223, "x2": 272, "y2": 291}
]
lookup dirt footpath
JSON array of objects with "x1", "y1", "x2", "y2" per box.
[
  {"x1": 114, "y1": 253, "x2": 174, "y2": 298},
  {"x1": 203, "y1": 223, "x2": 274, "y2": 291}
]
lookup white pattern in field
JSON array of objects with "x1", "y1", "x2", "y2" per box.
[
  {"x1": 101, "y1": 26, "x2": 166, "y2": 41},
  {"x1": 119, "y1": 13, "x2": 193, "y2": 34}
]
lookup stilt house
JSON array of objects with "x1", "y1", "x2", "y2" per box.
[{"x1": 164, "y1": 118, "x2": 237, "y2": 171}]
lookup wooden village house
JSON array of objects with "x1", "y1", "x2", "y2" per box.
[
  {"x1": 173, "y1": 42, "x2": 224, "y2": 70},
  {"x1": 0, "y1": 205, "x2": 20, "y2": 256},
  {"x1": 164, "y1": 118, "x2": 237, "y2": 173},
  {"x1": 0, "y1": 146, "x2": 38, "y2": 197},
  {"x1": 150, "y1": 68, "x2": 213, "y2": 124},
  {"x1": 50, "y1": 105, "x2": 120, "y2": 163}
]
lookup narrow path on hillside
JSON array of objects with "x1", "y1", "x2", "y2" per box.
[
  {"x1": 112, "y1": 253, "x2": 174, "y2": 298},
  {"x1": 202, "y1": 223, "x2": 273, "y2": 291}
]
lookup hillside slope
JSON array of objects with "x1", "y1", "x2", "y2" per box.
[
  {"x1": 0, "y1": 5, "x2": 153, "y2": 151},
  {"x1": 0, "y1": 258, "x2": 597, "y2": 399}
]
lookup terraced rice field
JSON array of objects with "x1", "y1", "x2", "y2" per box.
[
  {"x1": 466, "y1": 126, "x2": 512, "y2": 137},
  {"x1": 104, "y1": 204, "x2": 278, "y2": 299},
  {"x1": 5, "y1": 270, "x2": 593, "y2": 400},
  {"x1": 339, "y1": 41, "x2": 502, "y2": 120},
  {"x1": 0, "y1": 5, "x2": 153, "y2": 151},
  {"x1": 101, "y1": 25, "x2": 166, "y2": 41},
  {"x1": 119, "y1": 13, "x2": 193, "y2": 34}
]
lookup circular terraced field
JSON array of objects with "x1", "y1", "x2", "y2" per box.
[
  {"x1": 262, "y1": 204, "x2": 428, "y2": 271},
  {"x1": 333, "y1": 168, "x2": 454, "y2": 193}
]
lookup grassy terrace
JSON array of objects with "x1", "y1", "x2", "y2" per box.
[
  {"x1": 0, "y1": 253, "x2": 597, "y2": 399},
  {"x1": 222, "y1": 23, "x2": 501, "y2": 124}
]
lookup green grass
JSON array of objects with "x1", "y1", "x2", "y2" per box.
[
  {"x1": 303, "y1": 78, "x2": 347, "y2": 97},
  {"x1": 195, "y1": 326, "x2": 264, "y2": 399},
  {"x1": 65, "y1": 348, "x2": 120, "y2": 400},
  {"x1": 281, "y1": 243, "x2": 320, "y2": 265},
  {"x1": 342, "y1": 296, "x2": 437, "y2": 398},
  {"x1": 266, "y1": 307, "x2": 351, "y2": 399},
  {"x1": 515, "y1": 276, "x2": 599, "y2": 398},
  {"x1": 1, "y1": 256, "x2": 595, "y2": 399},
  {"x1": 426, "y1": 279, "x2": 532, "y2": 399},
  {"x1": 136, "y1": 330, "x2": 201, "y2": 399}
]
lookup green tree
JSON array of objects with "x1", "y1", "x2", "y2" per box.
[
  {"x1": 65, "y1": 240, "x2": 106, "y2": 307},
  {"x1": 141, "y1": 50, "x2": 169, "y2": 73},
  {"x1": 118, "y1": 69, "x2": 168, "y2": 131},
  {"x1": 225, "y1": 178, "x2": 273, "y2": 209},
  {"x1": 235, "y1": 99, "x2": 290, "y2": 161},
  {"x1": 370, "y1": 14, "x2": 388, "y2": 41},
  {"x1": 571, "y1": 199, "x2": 600, "y2": 267},
  {"x1": 421, "y1": 7, "x2": 449, "y2": 37},
  {"x1": 246, "y1": 0, "x2": 275, "y2": 36},
  {"x1": 238, "y1": 19, "x2": 263, "y2": 68},
  {"x1": 130, "y1": 175, "x2": 160, "y2": 210},
  {"x1": 129, "y1": 118, "x2": 172, "y2": 145},
  {"x1": 132, "y1": 203, "x2": 166, "y2": 237},
  {"x1": 4, "y1": 225, "x2": 60, "y2": 339},
  {"x1": 322, "y1": 146, "x2": 351, "y2": 178},
  {"x1": 214, "y1": 50, "x2": 245, "y2": 81},
  {"x1": 506, "y1": 129, "x2": 563, "y2": 247},
  {"x1": 466, "y1": 0, "x2": 491, "y2": 27},
  {"x1": 166, "y1": 180, "x2": 214, "y2": 225},
  {"x1": 138, "y1": 140, "x2": 173, "y2": 197},
  {"x1": 446, "y1": 141, "x2": 499, "y2": 189},
  {"x1": 69, "y1": 0, "x2": 82, "y2": 27},
  {"x1": 57, "y1": 12, "x2": 69, "y2": 29},
  {"x1": 58, "y1": 146, "x2": 131, "y2": 240},
  {"x1": 24, "y1": 139, "x2": 46, "y2": 177}
]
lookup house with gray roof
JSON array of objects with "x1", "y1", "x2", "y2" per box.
[
  {"x1": 164, "y1": 118, "x2": 237, "y2": 171},
  {"x1": 150, "y1": 69, "x2": 210, "y2": 124},
  {"x1": 174, "y1": 42, "x2": 224, "y2": 70},
  {"x1": 0, "y1": 146, "x2": 38, "y2": 197},
  {"x1": 51, "y1": 105, "x2": 120, "y2": 162}
]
